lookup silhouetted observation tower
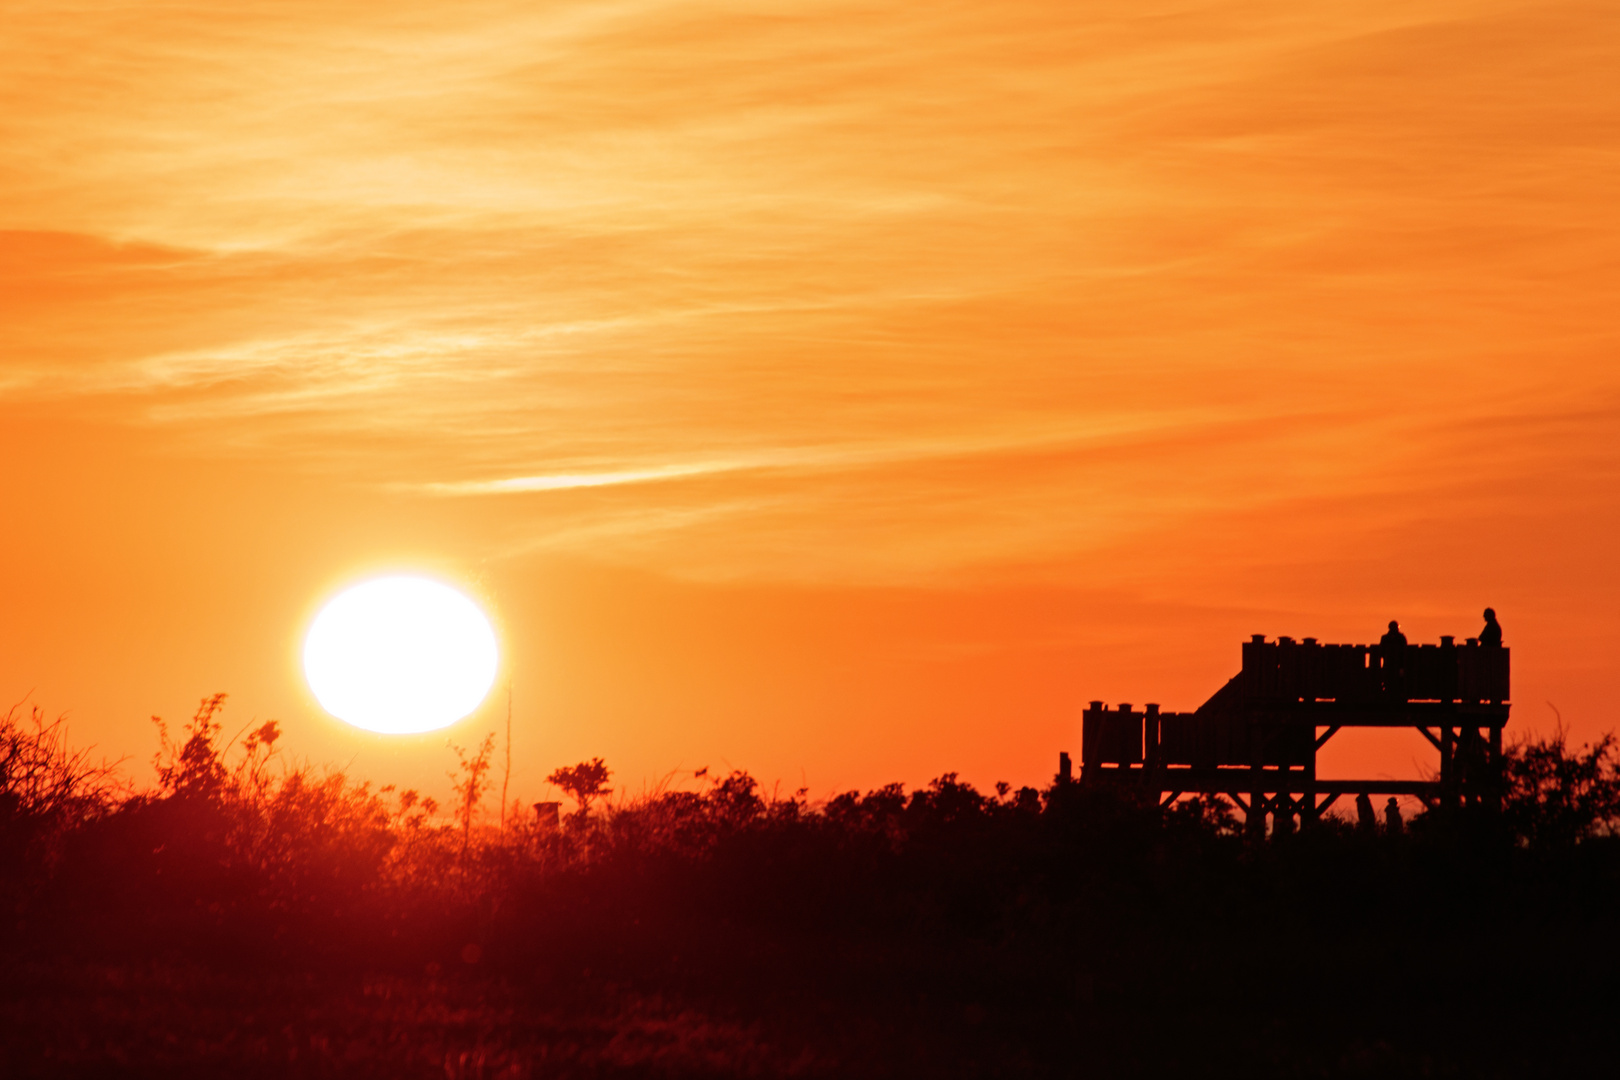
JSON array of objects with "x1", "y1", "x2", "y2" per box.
[{"x1": 1065, "y1": 624, "x2": 1510, "y2": 834}]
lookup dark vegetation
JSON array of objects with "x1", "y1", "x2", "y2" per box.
[{"x1": 4, "y1": 697, "x2": 1620, "y2": 1078}]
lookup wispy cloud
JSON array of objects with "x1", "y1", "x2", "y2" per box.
[
  {"x1": 421, "y1": 462, "x2": 743, "y2": 495},
  {"x1": 3, "y1": 0, "x2": 1617, "y2": 587}
]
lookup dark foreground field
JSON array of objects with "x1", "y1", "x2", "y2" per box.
[{"x1": 4, "y1": 699, "x2": 1619, "y2": 1078}]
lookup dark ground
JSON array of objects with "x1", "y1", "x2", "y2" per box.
[
  {"x1": 4, "y1": 708, "x2": 1620, "y2": 1077},
  {"x1": 6, "y1": 820, "x2": 1619, "y2": 1078}
]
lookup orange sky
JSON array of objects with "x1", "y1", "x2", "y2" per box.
[{"x1": 2, "y1": 0, "x2": 1617, "y2": 808}]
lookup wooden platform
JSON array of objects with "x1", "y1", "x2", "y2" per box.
[{"x1": 1072, "y1": 633, "x2": 1510, "y2": 831}]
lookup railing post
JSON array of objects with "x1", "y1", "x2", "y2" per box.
[
  {"x1": 1143, "y1": 703, "x2": 1161, "y2": 787},
  {"x1": 1080, "y1": 701, "x2": 1104, "y2": 784}
]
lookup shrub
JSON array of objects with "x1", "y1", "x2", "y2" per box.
[
  {"x1": 0, "y1": 701, "x2": 124, "y2": 920},
  {"x1": 1502, "y1": 728, "x2": 1620, "y2": 846}
]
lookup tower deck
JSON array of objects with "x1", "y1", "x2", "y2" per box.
[{"x1": 1072, "y1": 633, "x2": 1510, "y2": 831}]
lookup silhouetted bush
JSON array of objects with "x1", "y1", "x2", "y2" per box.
[
  {"x1": 1501, "y1": 727, "x2": 1620, "y2": 846},
  {"x1": 0, "y1": 703, "x2": 124, "y2": 922},
  {"x1": 6, "y1": 696, "x2": 1620, "y2": 1077}
]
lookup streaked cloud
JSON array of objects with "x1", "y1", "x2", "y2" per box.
[
  {"x1": 423, "y1": 462, "x2": 741, "y2": 495},
  {"x1": 3, "y1": 0, "x2": 1617, "y2": 586}
]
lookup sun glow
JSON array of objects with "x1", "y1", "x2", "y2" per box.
[{"x1": 303, "y1": 576, "x2": 498, "y2": 734}]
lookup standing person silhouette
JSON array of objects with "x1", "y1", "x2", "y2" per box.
[
  {"x1": 1479, "y1": 607, "x2": 1503, "y2": 646},
  {"x1": 1379, "y1": 620, "x2": 1408, "y2": 698},
  {"x1": 1384, "y1": 797, "x2": 1404, "y2": 835},
  {"x1": 1355, "y1": 792, "x2": 1377, "y2": 834}
]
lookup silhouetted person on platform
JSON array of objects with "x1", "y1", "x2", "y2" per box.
[
  {"x1": 1384, "y1": 797, "x2": 1404, "y2": 835},
  {"x1": 1380, "y1": 620, "x2": 1407, "y2": 698},
  {"x1": 1479, "y1": 607, "x2": 1503, "y2": 647},
  {"x1": 1356, "y1": 792, "x2": 1376, "y2": 834}
]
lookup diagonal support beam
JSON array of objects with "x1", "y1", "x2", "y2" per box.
[
  {"x1": 1160, "y1": 791, "x2": 1183, "y2": 808},
  {"x1": 1315, "y1": 725, "x2": 1342, "y2": 751},
  {"x1": 1416, "y1": 726, "x2": 1443, "y2": 752},
  {"x1": 1315, "y1": 792, "x2": 1342, "y2": 815},
  {"x1": 1227, "y1": 792, "x2": 1250, "y2": 813}
]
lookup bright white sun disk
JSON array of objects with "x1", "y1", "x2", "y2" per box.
[{"x1": 304, "y1": 576, "x2": 498, "y2": 734}]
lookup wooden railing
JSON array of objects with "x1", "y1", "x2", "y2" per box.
[
  {"x1": 1081, "y1": 636, "x2": 1509, "y2": 771},
  {"x1": 1238, "y1": 636, "x2": 1508, "y2": 704}
]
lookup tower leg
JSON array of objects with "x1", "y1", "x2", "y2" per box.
[
  {"x1": 1247, "y1": 766, "x2": 1267, "y2": 840},
  {"x1": 1440, "y1": 725, "x2": 1456, "y2": 814},
  {"x1": 1489, "y1": 724, "x2": 1505, "y2": 814},
  {"x1": 1304, "y1": 743, "x2": 1319, "y2": 828}
]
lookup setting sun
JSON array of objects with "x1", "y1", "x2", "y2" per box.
[{"x1": 302, "y1": 576, "x2": 498, "y2": 734}]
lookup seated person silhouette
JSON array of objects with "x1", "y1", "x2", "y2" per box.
[{"x1": 1479, "y1": 607, "x2": 1503, "y2": 647}]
